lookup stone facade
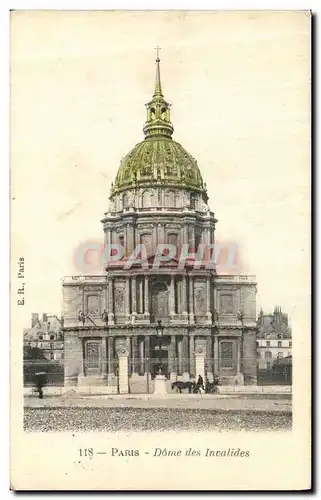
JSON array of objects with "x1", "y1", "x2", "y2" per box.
[{"x1": 62, "y1": 55, "x2": 258, "y2": 391}]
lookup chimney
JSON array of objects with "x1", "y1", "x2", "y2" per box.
[
  {"x1": 31, "y1": 313, "x2": 39, "y2": 328},
  {"x1": 42, "y1": 313, "x2": 48, "y2": 323}
]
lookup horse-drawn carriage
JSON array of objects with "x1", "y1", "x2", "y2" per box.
[{"x1": 171, "y1": 377, "x2": 220, "y2": 394}]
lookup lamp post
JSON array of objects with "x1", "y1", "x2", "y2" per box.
[
  {"x1": 156, "y1": 320, "x2": 164, "y2": 375},
  {"x1": 205, "y1": 363, "x2": 208, "y2": 392},
  {"x1": 115, "y1": 363, "x2": 119, "y2": 394},
  {"x1": 146, "y1": 356, "x2": 150, "y2": 394}
]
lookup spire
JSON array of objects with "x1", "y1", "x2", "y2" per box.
[
  {"x1": 154, "y1": 46, "x2": 163, "y2": 97},
  {"x1": 143, "y1": 48, "x2": 174, "y2": 140}
]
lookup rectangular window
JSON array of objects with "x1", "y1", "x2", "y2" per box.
[
  {"x1": 220, "y1": 342, "x2": 233, "y2": 368},
  {"x1": 278, "y1": 341, "x2": 282, "y2": 347},
  {"x1": 289, "y1": 341, "x2": 292, "y2": 347},
  {"x1": 277, "y1": 352, "x2": 283, "y2": 359},
  {"x1": 266, "y1": 362, "x2": 272, "y2": 370},
  {"x1": 266, "y1": 341, "x2": 270, "y2": 347},
  {"x1": 265, "y1": 351, "x2": 272, "y2": 360},
  {"x1": 49, "y1": 352, "x2": 54, "y2": 360}
]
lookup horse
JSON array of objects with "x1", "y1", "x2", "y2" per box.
[{"x1": 171, "y1": 381, "x2": 195, "y2": 394}]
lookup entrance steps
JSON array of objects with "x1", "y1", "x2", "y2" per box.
[{"x1": 129, "y1": 376, "x2": 175, "y2": 394}]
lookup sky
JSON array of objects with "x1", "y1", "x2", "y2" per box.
[{"x1": 10, "y1": 10, "x2": 310, "y2": 328}]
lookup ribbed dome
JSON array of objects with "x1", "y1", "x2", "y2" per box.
[{"x1": 113, "y1": 138, "x2": 205, "y2": 195}]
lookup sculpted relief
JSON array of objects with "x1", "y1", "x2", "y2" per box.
[
  {"x1": 195, "y1": 288, "x2": 206, "y2": 313},
  {"x1": 115, "y1": 287, "x2": 125, "y2": 313}
]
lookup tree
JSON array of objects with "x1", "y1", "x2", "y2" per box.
[{"x1": 23, "y1": 345, "x2": 47, "y2": 360}]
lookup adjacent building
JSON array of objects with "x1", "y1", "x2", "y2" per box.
[
  {"x1": 23, "y1": 313, "x2": 64, "y2": 361},
  {"x1": 256, "y1": 306, "x2": 292, "y2": 370},
  {"x1": 62, "y1": 55, "x2": 258, "y2": 391}
]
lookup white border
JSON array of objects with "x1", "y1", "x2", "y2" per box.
[{"x1": 2, "y1": 1, "x2": 317, "y2": 497}]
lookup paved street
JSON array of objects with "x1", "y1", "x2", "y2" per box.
[
  {"x1": 24, "y1": 391, "x2": 292, "y2": 412},
  {"x1": 24, "y1": 392, "x2": 292, "y2": 432}
]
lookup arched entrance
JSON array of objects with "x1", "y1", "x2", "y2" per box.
[{"x1": 151, "y1": 280, "x2": 169, "y2": 322}]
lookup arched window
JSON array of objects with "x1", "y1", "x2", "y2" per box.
[
  {"x1": 190, "y1": 194, "x2": 196, "y2": 209},
  {"x1": 118, "y1": 234, "x2": 124, "y2": 248},
  {"x1": 168, "y1": 233, "x2": 178, "y2": 248},
  {"x1": 142, "y1": 191, "x2": 150, "y2": 208},
  {"x1": 164, "y1": 191, "x2": 176, "y2": 208},
  {"x1": 194, "y1": 231, "x2": 201, "y2": 252},
  {"x1": 122, "y1": 193, "x2": 128, "y2": 209},
  {"x1": 140, "y1": 233, "x2": 152, "y2": 254}
]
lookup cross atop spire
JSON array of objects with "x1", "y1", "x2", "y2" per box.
[
  {"x1": 143, "y1": 48, "x2": 174, "y2": 139},
  {"x1": 153, "y1": 46, "x2": 163, "y2": 97},
  {"x1": 154, "y1": 45, "x2": 162, "y2": 61}
]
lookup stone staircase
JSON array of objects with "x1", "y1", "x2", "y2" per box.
[{"x1": 129, "y1": 376, "x2": 175, "y2": 394}]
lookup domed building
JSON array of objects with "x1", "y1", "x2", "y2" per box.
[{"x1": 62, "y1": 54, "x2": 258, "y2": 392}]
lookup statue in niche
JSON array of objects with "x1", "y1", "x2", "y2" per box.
[{"x1": 195, "y1": 288, "x2": 205, "y2": 313}]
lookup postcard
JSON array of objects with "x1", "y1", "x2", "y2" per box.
[{"x1": 10, "y1": 10, "x2": 311, "y2": 491}]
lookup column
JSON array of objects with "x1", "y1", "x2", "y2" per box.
[
  {"x1": 131, "y1": 277, "x2": 137, "y2": 315},
  {"x1": 144, "y1": 276, "x2": 149, "y2": 316},
  {"x1": 118, "y1": 350, "x2": 129, "y2": 394},
  {"x1": 189, "y1": 225, "x2": 195, "y2": 252},
  {"x1": 79, "y1": 339, "x2": 85, "y2": 377},
  {"x1": 139, "y1": 337, "x2": 144, "y2": 375},
  {"x1": 144, "y1": 336, "x2": 150, "y2": 373},
  {"x1": 178, "y1": 336, "x2": 183, "y2": 375},
  {"x1": 182, "y1": 335, "x2": 189, "y2": 378},
  {"x1": 127, "y1": 223, "x2": 134, "y2": 255},
  {"x1": 104, "y1": 279, "x2": 108, "y2": 311},
  {"x1": 131, "y1": 336, "x2": 138, "y2": 374},
  {"x1": 213, "y1": 334, "x2": 219, "y2": 375},
  {"x1": 101, "y1": 337, "x2": 107, "y2": 379},
  {"x1": 206, "y1": 336, "x2": 213, "y2": 379},
  {"x1": 108, "y1": 277, "x2": 114, "y2": 324},
  {"x1": 139, "y1": 278, "x2": 143, "y2": 314},
  {"x1": 195, "y1": 351, "x2": 205, "y2": 383},
  {"x1": 184, "y1": 224, "x2": 188, "y2": 245},
  {"x1": 182, "y1": 276, "x2": 188, "y2": 316},
  {"x1": 107, "y1": 337, "x2": 115, "y2": 382},
  {"x1": 206, "y1": 278, "x2": 212, "y2": 323},
  {"x1": 169, "y1": 275, "x2": 175, "y2": 317},
  {"x1": 237, "y1": 339, "x2": 241, "y2": 373},
  {"x1": 105, "y1": 228, "x2": 112, "y2": 268},
  {"x1": 169, "y1": 335, "x2": 176, "y2": 377},
  {"x1": 188, "y1": 275, "x2": 194, "y2": 324},
  {"x1": 204, "y1": 227, "x2": 210, "y2": 262},
  {"x1": 189, "y1": 335, "x2": 195, "y2": 376},
  {"x1": 125, "y1": 278, "x2": 130, "y2": 321}
]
